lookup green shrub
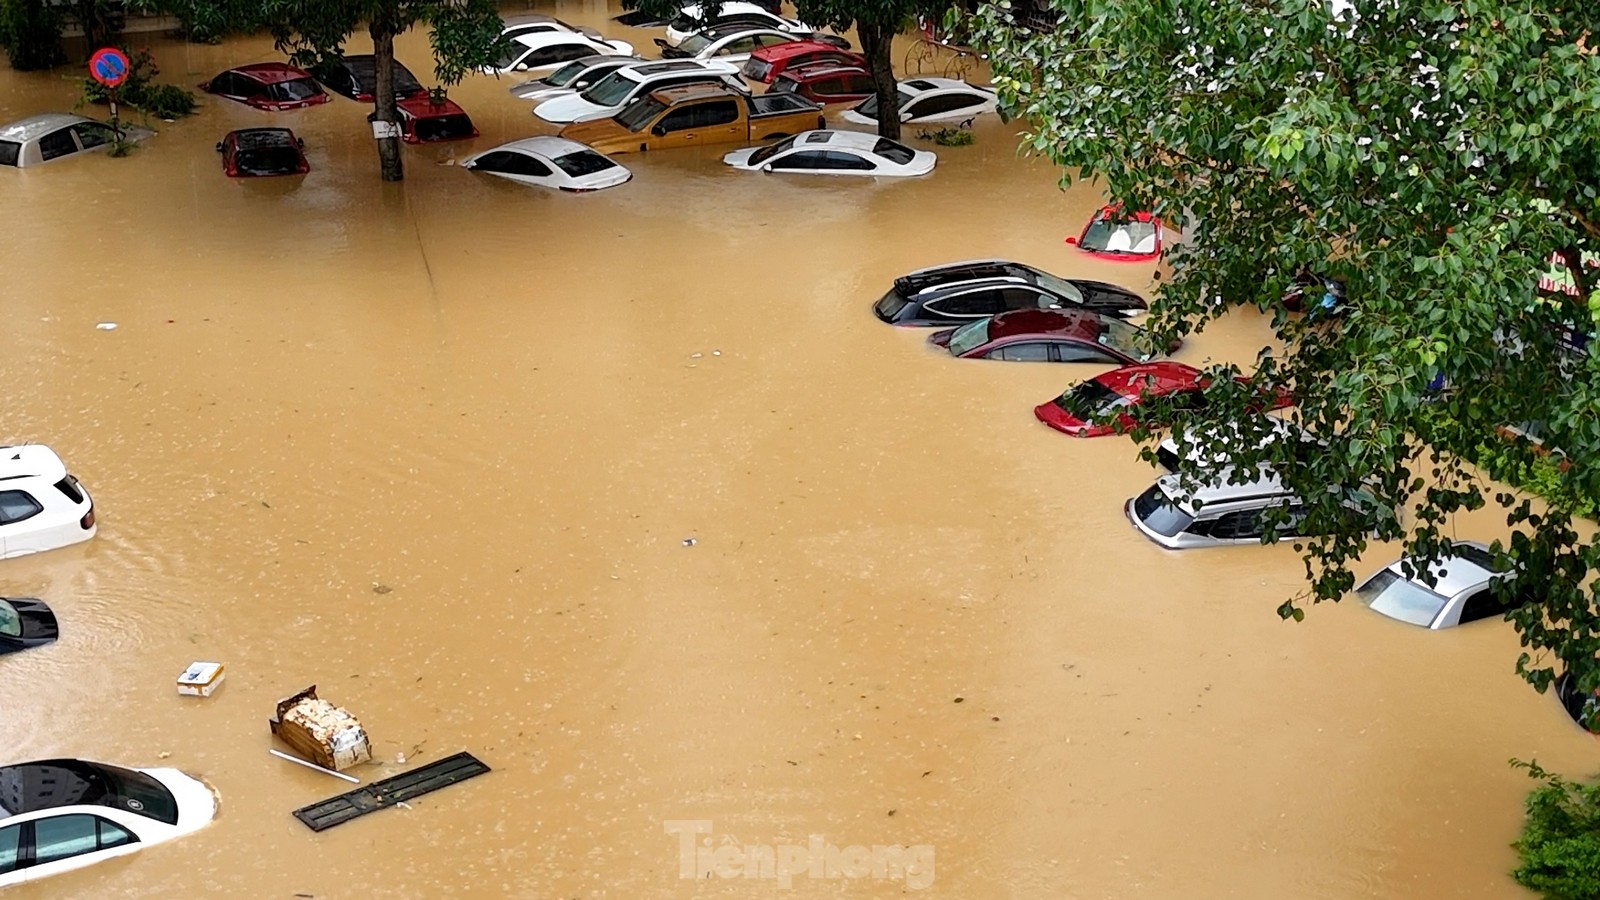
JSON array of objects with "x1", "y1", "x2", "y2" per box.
[
  {"x1": 80, "y1": 48, "x2": 198, "y2": 121},
  {"x1": 137, "y1": 83, "x2": 197, "y2": 119},
  {"x1": 0, "y1": 0, "x2": 64, "y2": 70},
  {"x1": 1511, "y1": 760, "x2": 1600, "y2": 899}
]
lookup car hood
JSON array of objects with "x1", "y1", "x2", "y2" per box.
[
  {"x1": 143, "y1": 767, "x2": 218, "y2": 835},
  {"x1": 722, "y1": 147, "x2": 758, "y2": 167}
]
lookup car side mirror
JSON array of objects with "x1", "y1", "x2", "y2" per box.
[
  {"x1": 575, "y1": 80, "x2": 589, "y2": 88},
  {"x1": 515, "y1": 64, "x2": 527, "y2": 71},
  {"x1": 651, "y1": 124, "x2": 667, "y2": 136},
  {"x1": 297, "y1": 138, "x2": 305, "y2": 148},
  {"x1": 761, "y1": 163, "x2": 773, "y2": 173},
  {"x1": 214, "y1": 142, "x2": 223, "y2": 152},
  {"x1": 1064, "y1": 236, "x2": 1078, "y2": 245}
]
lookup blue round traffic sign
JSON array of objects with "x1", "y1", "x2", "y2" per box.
[{"x1": 88, "y1": 48, "x2": 130, "y2": 89}]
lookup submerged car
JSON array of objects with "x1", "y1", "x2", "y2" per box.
[
  {"x1": 0, "y1": 597, "x2": 57, "y2": 654},
  {"x1": 1126, "y1": 466, "x2": 1316, "y2": 550},
  {"x1": 725, "y1": 129, "x2": 933, "y2": 177},
  {"x1": 657, "y1": 24, "x2": 806, "y2": 64},
  {"x1": 664, "y1": 2, "x2": 812, "y2": 47},
  {"x1": 929, "y1": 309, "x2": 1177, "y2": 364},
  {"x1": 0, "y1": 444, "x2": 95, "y2": 559},
  {"x1": 534, "y1": 59, "x2": 744, "y2": 124},
  {"x1": 507, "y1": 54, "x2": 642, "y2": 102},
  {"x1": 873, "y1": 259, "x2": 1147, "y2": 327},
  {"x1": 0, "y1": 114, "x2": 149, "y2": 168},
  {"x1": 215, "y1": 128, "x2": 308, "y2": 177},
  {"x1": 462, "y1": 136, "x2": 631, "y2": 192},
  {"x1": 766, "y1": 62, "x2": 875, "y2": 105},
  {"x1": 309, "y1": 55, "x2": 427, "y2": 102},
  {"x1": 840, "y1": 77, "x2": 998, "y2": 126},
  {"x1": 499, "y1": 13, "x2": 607, "y2": 44},
  {"x1": 741, "y1": 38, "x2": 866, "y2": 82},
  {"x1": 1067, "y1": 205, "x2": 1165, "y2": 261},
  {"x1": 0, "y1": 758, "x2": 216, "y2": 888},
  {"x1": 1555, "y1": 669, "x2": 1599, "y2": 733},
  {"x1": 1034, "y1": 362, "x2": 1290, "y2": 437},
  {"x1": 1354, "y1": 541, "x2": 1525, "y2": 629},
  {"x1": 1155, "y1": 415, "x2": 1316, "y2": 473},
  {"x1": 201, "y1": 62, "x2": 330, "y2": 111},
  {"x1": 392, "y1": 95, "x2": 478, "y2": 143},
  {"x1": 485, "y1": 32, "x2": 635, "y2": 74}
]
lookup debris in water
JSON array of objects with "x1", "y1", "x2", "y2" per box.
[
  {"x1": 96, "y1": 322, "x2": 117, "y2": 330},
  {"x1": 953, "y1": 697, "x2": 964, "y2": 703},
  {"x1": 373, "y1": 584, "x2": 392, "y2": 594},
  {"x1": 712, "y1": 350, "x2": 722, "y2": 356},
  {"x1": 681, "y1": 538, "x2": 696, "y2": 547},
  {"x1": 396, "y1": 752, "x2": 407, "y2": 764},
  {"x1": 690, "y1": 352, "x2": 703, "y2": 359},
  {"x1": 176, "y1": 661, "x2": 226, "y2": 697}
]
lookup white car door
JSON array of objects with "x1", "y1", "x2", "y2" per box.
[
  {"x1": 0, "y1": 489, "x2": 46, "y2": 558},
  {"x1": 23, "y1": 814, "x2": 142, "y2": 883}
]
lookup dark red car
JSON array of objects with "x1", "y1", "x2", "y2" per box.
[
  {"x1": 201, "y1": 62, "x2": 330, "y2": 111},
  {"x1": 768, "y1": 62, "x2": 875, "y2": 105},
  {"x1": 1034, "y1": 362, "x2": 1291, "y2": 437},
  {"x1": 741, "y1": 39, "x2": 867, "y2": 83},
  {"x1": 393, "y1": 96, "x2": 478, "y2": 143},
  {"x1": 215, "y1": 128, "x2": 308, "y2": 177},
  {"x1": 929, "y1": 308, "x2": 1177, "y2": 364},
  {"x1": 1066, "y1": 204, "x2": 1164, "y2": 262}
]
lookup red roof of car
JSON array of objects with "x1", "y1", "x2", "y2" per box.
[
  {"x1": 750, "y1": 39, "x2": 863, "y2": 63},
  {"x1": 1094, "y1": 361, "x2": 1202, "y2": 399},
  {"x1": 777, "y1": 61, "x2": 871, "y2": 83},
  {"x1": 985, "y1": 309, "x2": 1105, "y2": 343},
  {"x1": 232, "y1": 62, "x2": 316, "y2": 84},
  {"x1": 397, "y1": 95, "x2": 468, "y2": 117}
]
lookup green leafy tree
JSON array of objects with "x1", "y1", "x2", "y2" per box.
[
  {"x1": 626, "y1": 0, "x2": 956, "y2": 140},
  {"x1": 0, "y1": 0, "x2": 66, "y2": 70},
  {"x1": 148, "y1": 0, "x2": 504, "y2": 180},
  {"x1": 968, "y1": 0, "x2": 1600, "y2": 699}
]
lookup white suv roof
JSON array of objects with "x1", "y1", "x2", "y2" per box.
[{"x1": 0, "y1": 444, "x2": 68, "y2": 482}]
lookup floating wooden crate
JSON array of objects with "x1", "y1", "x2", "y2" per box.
[{"x1": 269, "y1": 685, "x2": 372, "y2": 773}]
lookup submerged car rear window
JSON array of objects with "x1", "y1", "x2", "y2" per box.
[
  {"x1": 268, "y1": 78, "x2": 321, "y2": 102},
  {"x1": 552, "y1": 150, "x2": 618, "y2": 176},
  {"x1": 415, "y1": 115, "x2": 474, "y2": 141},
  {"x1": 238, "y1": 147, "x2": 303, "y2": 174},
  {"x1": 54, "y1": 477, "x2": 83, "y2": 504},
  {"x1": 873, "y1": 138, "x2": 914, "y2": 165},
  {"x1": 1133, "y1": 484, "x2": 1193, "y2": 537},
  {"x1": 873, "y1": 289, "x2": 910, "y2": 320},
  {"x1": 1054, "y1": 379, "x2": 1127, "y2": 418},
  {"x1": 0, "y1": 140, "x2": 19, "y2": 167},
  {"x1": 743, "y1": 58, "x2": 773, "y2": 80}
]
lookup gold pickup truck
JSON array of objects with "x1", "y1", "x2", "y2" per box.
[{"x1": 559, "y1": 83, "x2": 826, "y2": 155}]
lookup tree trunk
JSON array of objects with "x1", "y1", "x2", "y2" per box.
[
  {"x1": 857, "y1": 18, "x2": 900, "y2": 141},
  {"x1": 370, "y1": 21, "x2": 404, "y2": 182}
]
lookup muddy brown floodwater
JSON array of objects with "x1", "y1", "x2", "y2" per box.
[{"x1": 1, "y1": 3, "x2": 1595, "y2": 898}]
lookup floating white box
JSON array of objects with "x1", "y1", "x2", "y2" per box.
[{"x1": 177, "y1": 661, "x2": 226, "y2": 697}]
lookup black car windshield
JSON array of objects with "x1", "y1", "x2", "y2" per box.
[
  {"x1": 946, "y1": 318, "x2": 991, "y2": 356},
  {"x1": 0, "y1": 140, "x2": 19, "y2": 167},
  {"x1": 615, "y1": 96, "x2": 670, "y2": 131},
  {"x1": 546, "y1": 61, "x2": 590, "y2": 87},
  {"x1": 0, "y1": 760, "x2": 179, "y2": 824},
  {"x1": 0, "y1": 599, "x2": 18, "y2": 637},
  {"x1": 415, "y1": 115, "x2": 474, "y2": 141},
  {"x1": 1022, "y1": 268, "x2": 1086, "y2": 305},
  {"x1": 268, "y1": 78, "x2": 321, "y2": 102},
  {"x1": 581, "y1": 72, "x2": 639, "y2": 106},
  {"x1": 1054, "y1": 379, "x2": 1129, "y2": 418},
  {"x1": 238, "y1": 147, "x2": 302, "y2": 174},
  {"x1": 677, "y1": 33, "x2": 716, "y2": 55},
  {"x1": 873, "y1": 289, "x2": 910, "y2": 321},
  {"x1": 1133, "y1": 483, "x2": 1194, "y2": 537},
  {"x1": 873, "y1": 138, "x2": 915, "y2": 164},
  {"x1": 854, "y1": 90, "x2": 913, "y2": 119},
  {"x1": 552, "y1": 149, "x2": 618, "y2": 176},
  {"x1": 747, "y1": 135, "x2": 798, "y2": 165}
]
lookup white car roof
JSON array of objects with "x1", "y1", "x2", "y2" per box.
[
  {"x1": 615, "y1": 59, "x2": 736, "y2": 80},
  {"x1": 899, "y1": 77, "x2": 992, "y2": 97},
  {"x1": 681, "y1": 1, "x2": 771, "y2": 15},
  {"x1": 494, "y1": 136, "x2": 597, "y2": 157},
  {"x1": 0, "y1": 114, "x2": 96, "y2": 143},
  {"x1": 1379, "y1": 542, "x2": 1501, "y2": 597},
  {"x1": 513, "y1": 32, "x2": 602, "y2": 51},
  {"x1": 790, "y1": 130, "x2": 888, "y2": 151},
  {"x1": 0, "y1": 444, "x2": 68, "y2": 483},
  {"x1": 1159, "y1": 465, "x2": 1290, "y2": 513}
]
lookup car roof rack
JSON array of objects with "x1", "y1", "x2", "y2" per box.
[{"x1": 292, "y1": 751, "x2": 491, "y2": 831}]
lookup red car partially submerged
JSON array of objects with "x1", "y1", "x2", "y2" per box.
[
  {"x1": 1066, "y1": 205, "x2": 1164, "y2": 262},
  {"x1": 767, "y1": 62, "x2": 875, "y2": 105},
  {"x1": 202, "y1": 62, "x2": 330, "y2": 111},
  {"x1": 740, "y1": 39, "x2": 867, "y2": 83},
  {"x1": 929, "y1": 308, "x2": 1178, "y2": 365},
  {"x1": 394, "y1": 95, "x2": 478, "y2": 143},
  {"x1": 1034, "y1": 361, "x2": 1291, "y2": 437},
  {"x1": 215, "y1": 127, "x2": 308, "y2": 177}
]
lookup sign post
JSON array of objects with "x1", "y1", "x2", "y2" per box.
[{"x1": 88, "y1": 48, "x2": 131, "y2": 140}]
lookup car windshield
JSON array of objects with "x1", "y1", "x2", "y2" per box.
[
  {"x1": 873, "y1": 289, "x2": 909, "y2": 320},
  {"x1": 747, "y1": 135, "x2": 797, "y2": 165},
  {"x1": 1357, "y1": 569, "x2": 1448, "y2": 627},
  {"x1": 1098, "y1": 319, "x2": 1148, "y2": 361},
  {"x1": 1133, "y1": 483, "x2": 1194, "y2": 536},
  {"x1": 855, "y1": 89, "x2": 913, "y2": 119},
  {"x1": 268, "y1": 78, "x2": 320, "y2": 102},
  {"x1": 615, "y1": 96, "x2": 669, "y2": 131},
  {"x1": 0, "y1": 140, "x2": 18, "y2": 166},
  {"x1": 0, "y1": 599, "x2": 18, "y2": 637},
  {"x1": 744, "y1": 58, "x2": 773, "y2": 80},
  {"x1": 415, "y1": 114, "x2": 474, "y2": 141},
  {"x1": 237, "y1": 147, "x2": 302, "y2": 174},
  {"x1": 678, "y1": 33, "x2": 715, "y2": 54},
  {"x1": 546, "y1": 61, "x2": 590, "y2": 86},
  {"x1": 1080, "y1": 215, "x2": 1159, "y2": 254},
  {"x1": 1054, "y1": 379, "x2": 1129, "y2": 418},
  {"x1": 491, "y1": 44, "x2": 524, "y2": 70},
  {"x1": 946, "y1": 318, "x2": 991, "y2": 356},
  {"x1": 1023, "y1": 269, "x2": 1086, "y2": 305},
  {"x1": 873, "y1": 138, "x2": 914, "y2": 165},
  {"x1": 552, "y1": 149, "x2": 618, "y2": 176},
  {"x1": 581, "y1": 71, "x2": 639, "y2": 106},
  {"x1": 0, "y1": 760, "x2": 179, "y2": 825}
]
